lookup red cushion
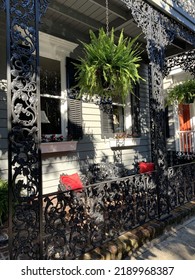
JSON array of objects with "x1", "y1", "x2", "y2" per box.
[
  {"x1": 139, "y1": 162, "x2": 154, "y2": 174},
  {"x1": 60, "y1": 173, "x2": 83, "y2": 191}
]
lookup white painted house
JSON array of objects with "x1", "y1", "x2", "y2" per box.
[
  {"x1": 164, "y1": 68, "x2": 195, "y2": 153},
  {"x1": 0, "y1": 0, "x2": 194, "y2": 195}
]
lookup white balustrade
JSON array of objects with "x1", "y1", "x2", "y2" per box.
[{"x1": 176, "y1": 130, "x2": 195, "y2": 152}]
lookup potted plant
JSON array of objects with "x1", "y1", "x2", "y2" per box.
[
  {"x1": 74, "y1": 28, "x2": 143, "y2": 102},
  {"x1": 0, "y1": 179, "x2": 8, "y2": 226},
  {"x1": 166, "y1": 79, "x2": 195, "y2": 105}
]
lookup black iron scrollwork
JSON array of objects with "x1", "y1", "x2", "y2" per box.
[
  {"x1": 168, "y1": 163, "x2": 195, "y2": 210},
  {"x1": 6, "y1": 0, "x2": 48, "y2": 260},
  {"x1": 43, "y1": 161, "x2": 195, "y2": 260},
  {"x1": 43, "y1": 173, "x2": 158, "y2": 260},
  {"x1": 0, "y1": 0, "x2": 5, "y2": 10},
  {"x1": 164, "y1": 49, "x2": 195, "y2": 78},
  {"x1": 121, "y1": 0, "x2": 183, "y2": 215},
  {"x1": 39, "y1": 0, "x2": 50, "y2": 20}
]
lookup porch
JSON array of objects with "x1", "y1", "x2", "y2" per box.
[
  {"x1": 42, "y1": 162, "x2": 195, "y2": 260},
  {"x1": 1, "y1": 159, "x2": 195, "y2": 259},
  {"x1": 0, "y1": 0, "x2": 195, "y2": 260}
]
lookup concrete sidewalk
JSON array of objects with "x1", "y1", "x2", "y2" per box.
[{"x1": 129, "y1": 215, "x2": 195, "y2": 260}]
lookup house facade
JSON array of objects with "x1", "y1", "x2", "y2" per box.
[
  {"x1": 0, "y1": 1, "x2": 153, "y2": 194},
  {"x1": 164, "y1": 68, "x2": 195, "y2": 152},
  {"x1": 0, "y1": 22, "x2": 151, "y2": 194},
  {"x1": 0, "y1": 0, "x2": 195, "y2": 259}
]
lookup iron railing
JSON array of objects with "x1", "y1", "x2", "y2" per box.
[
  {"x1": 42, "y1": 162, "x2": 195, "y2": 259},
  {"x1": 167, "y1": 151, "x2": 195, "y2": 166}
]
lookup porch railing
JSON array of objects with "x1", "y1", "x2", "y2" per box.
[
  {"x1": 176, "y1": 130, "x2": 195, "y2": 153},
  {"x1": 42, "y1": 162, "x2": 195, "y2": 259}
]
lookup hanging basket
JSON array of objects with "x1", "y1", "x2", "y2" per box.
[
  {"x1": 166, "y1": 79, "x2": 195, "y2": 105},
  {"x1": 74, "y1": 28, "x2": 144, "y2": 102}
]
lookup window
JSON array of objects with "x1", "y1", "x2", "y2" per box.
[
  {"x1": 113, "y1": 104, "x2": 124, "y2": 133},
  {"x1": 40, "y1": 57, "x2": 62, "y2": 136},
  {"x1": 39, "y1": 32, "x2": 82, "y2": 142},
  {"x1": 101, "y1": 84, "x2": 140, "y2": 138}
]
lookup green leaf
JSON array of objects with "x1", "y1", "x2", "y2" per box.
[
  {"x1": 166, "y1": 79, "x2": 195, "y2": 105},
  {"x1": 73, "y1": 28, "x2": 144, "y2": 102},
  {"x1": 0, "y1": 179, "x2": 8, "y2": 225}
]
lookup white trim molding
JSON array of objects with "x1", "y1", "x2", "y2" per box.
[
  {"x1": 109, "y1": 138, "x2": 141, "y2": 148},
  {"x1": 41, "y1": 141, "x2": 78, "y2": 154}
]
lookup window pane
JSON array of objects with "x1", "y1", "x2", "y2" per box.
[
  {"x1": 40, "y1": 57, "x2": 61, "y2": 96},
  {"x1": 113, "y1": 105, "x2": 124, "y2": 133},
  {"x1": 66, "y1": 57, "x2": 80, "y2": 90},
  {"x1": 131, "y1": 84, "x2": 141, "y2": 136},
  {"x1": 41, "y1": 97, "x2": 61, "y2": 134}
]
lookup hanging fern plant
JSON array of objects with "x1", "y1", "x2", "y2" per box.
[
  {"x1": 74, "y1": 28, "x2": 143, "y2": 102},
  {"x1": 166, "y1": 79, "x2": 195, "y2": 105}
]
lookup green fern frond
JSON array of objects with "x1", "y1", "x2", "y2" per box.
[
  {"x1": 0, "y1": 179, "x2": 8, "y2": 225},
  {"x1": 74, "y1": 28, "x2": 144, "y2": 101},
  {"x1": 166, "y1": 79, "x2": 195, "y2": 105}
]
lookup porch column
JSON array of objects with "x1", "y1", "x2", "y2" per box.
[
  {"x1": 122, "y1": 0, "x2": 177, "y2": 215},
  {"x1": 5, "y1": 0, "x2": 48, "y2": 259},
  {"x1": 122, "y1": 1, "x2": 195, "y2": 170}
]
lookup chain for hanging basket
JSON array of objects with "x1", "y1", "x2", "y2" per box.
[{"x1": 106, "y1": 0, "x2": 109, "y2": 35}]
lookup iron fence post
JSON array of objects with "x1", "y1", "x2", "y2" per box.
[{"x1": 6, "y1": 0, "x2": 48, "y2": 259}]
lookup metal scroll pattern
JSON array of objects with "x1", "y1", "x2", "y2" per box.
[
  {"x1": 121, "y1": 0, "x2": 175, "y2": 60},
  {"x1": 39, "y1": 0, "x2": 49, "y2": 19},
  {"x1": 43, "y1": 163, "x2": 195, "y2": 259},
  {"x1": 121, "y1": 0, "x2": 173, "y2": 214},
  {"x1": 0, "y1": 0, "x2": 5, "y2": 10},
  {"x1": 164, "y1": 49, "x2": 195, "y2": 78},
  {"x1": 121, "y1": 0, "x2": 195, "y2": 214},
  {"x1": 122, "y1": 0, "x2": 195, "y2": 77},
  {"x1": 167, "y1": 151, "x2": 195, "y2": 166},
  {"x1": 122, "y1": 0, "x2": 195, "y2": 44},
  {"x1": 0, "y1": 0, "x2": 49, "y2": 14},
  {"x1": 6, "y1": 0, "x2": 48, "y2": 259},
  {"x1": 168, "y1": 163, "x2": 195, "y2": 210},
  {"x1": 122, "y1": 0, "x2": 195, "y2": 202},
  {"x1": 43, "y1": 173, "x2": 158, "y2": 260}
]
